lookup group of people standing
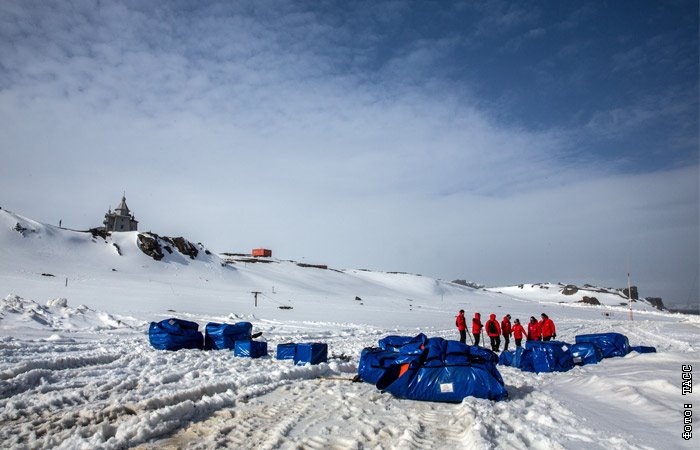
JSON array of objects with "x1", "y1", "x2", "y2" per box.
[{"x1": 455, "y1": 310, "x2": 557, "y2": 352}]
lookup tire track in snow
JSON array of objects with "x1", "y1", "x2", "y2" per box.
[{"x1": 0, "y1": 352, "x2": 124, "y2": 381}]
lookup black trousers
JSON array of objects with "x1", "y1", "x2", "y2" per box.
[
  {"x1": 459, "y1": 329, "x2": 466, "y2": 344},
  {"x1": 543, "y1": 336, "x2": 552, "y2": 342},
  {"x1": 515, "y1": 338, "x2": 522, "y2": 347},
  {"x1": 502, "y1": 335, "x2": 510, "y2": 351},
  {"x1": 489, "y1": 336, "x2": 501, "y2": 352},
  {"x1": 473, "y1": 333, "x2": 480, "y2": 346}
]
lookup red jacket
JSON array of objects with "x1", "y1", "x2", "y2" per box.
[
  {"x1": 485, "y1": 314, "x2": 501, "y2": 337},
  {"x1": 540, "y1": 318, "x2": 556, "y2": 338},
  {"x1": 512, "y1": 323, "x2": 525, "y2": 339},
  {"x1": 501, "y1": 317, "x2": 512, "y2": 337},
  {"x1": 527, "y1": 321, "x2": 541, "y2": 340},
  {"x1": 472, "y1": 313, "x2": 482, "y2": 334},
  {"x1": 455, "y1": 313, "x2": 466, "y2": 331}
]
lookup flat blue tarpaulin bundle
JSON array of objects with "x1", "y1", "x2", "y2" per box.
[
  {"x1": 276, "y1": 343, "x2": 297, "y2": 360},
  {"x1": 630, "y1": 345, "x2": 657, "y2": 354},
  {"x1": 378, "y1": 333, "x2": 427, "y2": 353},
  {"x1": 519, "y1": 341, "x2": 574, "y2": 373},
  {"x1": 570, "y1": 342, "x2": 604, "y2": 365},
  {"x1": 234, "y1": 340, "x2": 268, "y2": 358},
  {"x1": 376, "y1": 337, "x2": 507, "y2": 402},
  {"x1": 149, "y1": 318, "x2": 203, "y2": 351},
  {"x1": 204, "y1": 322, "x2": 252, "y2": 350},
  {"x1": 575, "y1": 333, "x2": 630, "y2": 358},
  {"x1": 294, "y1": 343, "x2": 328, "y2": 365}
]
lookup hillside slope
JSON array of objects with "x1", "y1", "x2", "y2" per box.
[{"x1": 0, "y1": 208, "x2": 698, "y2": 449}]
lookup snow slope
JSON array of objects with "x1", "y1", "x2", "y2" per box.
[
  {"x1": 1, "y1": 208, "x2": 698, "y2": 449},
  {"x1": 489, "y1": 283, "x2": 662, "y2": 313}
]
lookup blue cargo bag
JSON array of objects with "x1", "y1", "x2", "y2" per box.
[
  {"x1": 358, "y1": 348, "x2": 400, "y2": 384},
  {"x1": 204, "y1": 322, "x2": 252, "y2": 350},
  {"x1": 294, "y1": 343, "x2": 328, "y2": 365},
  {"x1": 378, "y1": 333, "x2": 427, "y2": 353},
  {"x1": 575, "y1": 333, "x2": 630, "y2": 358},
  {"x1": 376, "y1": 338, "x2": 507, "y2": 402},
  {"x1": 630, "y1": 345, "x2": 657, "y2": 354},
  {"x1": 234, "y1": 340, "x2": 268, "y2": 358},
  {"x1": 149, "y1": 318, "x2": 203, "y2": 351},
  {"x1": 276, "y1": 343, "x2": 297, "y2": 360},
  {"x1": 570, "y1": 342, "x2": 603, "y2": 365},
  {"x1": 498, "y1": 350, "x2": 514, "y2": 366},
  {"x1": 358, "y1": 348, "x2": 422, "y2": 384},
  {"x1": 520, "y1": 341, "x2": 574, "y2": 373},
  {"x1": 498, "y1": 347, "x2": 523, "y2": 368}
]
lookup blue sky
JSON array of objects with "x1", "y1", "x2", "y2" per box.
[{"x1": 0, "y1": 0, "x2": 698, "y2": 307}]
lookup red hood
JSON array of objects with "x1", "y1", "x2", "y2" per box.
[{"x1": 489, "y1": 314, "x2": 496, "y2": 320}]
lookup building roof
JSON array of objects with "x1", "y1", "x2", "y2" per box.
[{"x1": 114, "y1": 195, "x2": 130, "y2": 216}]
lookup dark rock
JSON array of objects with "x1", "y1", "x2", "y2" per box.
[
  {"x1": 645, "y1": 297, "x2": 665, "y2": 310},
  {"x1": 14, "y1": 222, "x2": 28, "y2": 235},
  {"x1": 41, "y1": 273, "x2": 55, "y2": 277},
  {"x1": 89, "y1": 228, "x2": 110, "y2": 240},
  {"x1": 622, "y1": 286, "x2": 639, "y2": 300},
  {"x1": 355, "y1": 296, "x2": 362, "y2": 301},
  {"x1": 163, "y1": 245, "x2": 173, "y2": 254},
  {"x1": 579, "y1": 296, "x2": 600, "y2": 305},
  {"x1": 297, "y1": 263, "x2": 328, "y2": 269},
  {"x1": 137, "y1": 233, "x2": 164, "y2": 260},
  {"x1": 451, "y1": 280, "x2": 485, "y2": 289},
  {"x1": 562, "y1": 285, "x2": 579, "y2": 295},
  {"x1": 171, "y1": 237, "x2": 199, "y2": 259},
  {"x1": 112, "y1": 243, "x2": 121, "y2": 256}
]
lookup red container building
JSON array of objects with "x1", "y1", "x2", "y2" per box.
[{"x1": 252, "y1": 248, "x2": 272, "y2": 257}]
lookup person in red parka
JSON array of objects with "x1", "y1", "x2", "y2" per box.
[
  {"x1": 455, "y1": 309, "x2": 467, "y2": 344},
  {"x1": 527, "y1": 316, "x2": 540, "y2": 341},
  {"x1": 501, "y1": 314, "x2": 512, "y2": 351},
  {"x1": 511, "y1": 318, "x2": 526, "y2": 347},
  {"x1": 472, "y1": 313, "x2": 483, "y2": 346},
  {"x1": 539, "y1": 313, "x2": 556, "y2": 341},
  {"x1": 485, "y1": 313, "x2": 501, "y2": 352}
]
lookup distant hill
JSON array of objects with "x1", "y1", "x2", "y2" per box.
[{"x1": 0, "y1": 208, "x2": 675, "y2": 323}]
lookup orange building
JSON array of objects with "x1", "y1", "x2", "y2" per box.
[{"x1": 252, "y1": 248, "x2": 272, "y2": 257}]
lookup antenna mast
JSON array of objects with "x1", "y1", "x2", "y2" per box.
[{"x1": 627, "y1": 272, "x2": 633, "y2": 321}]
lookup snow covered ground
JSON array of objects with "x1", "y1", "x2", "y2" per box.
[{"x1": 1, "y1": 208, "x2": 698, "y2": 449}]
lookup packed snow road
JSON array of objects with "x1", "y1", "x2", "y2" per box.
[{"x1": 1, "y1": 312, "x2": 698, "y2": 449}]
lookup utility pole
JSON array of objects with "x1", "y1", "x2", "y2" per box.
[
  {"x1": 627, "y1": 272, "x2": 633, "y2": 321},
  {"x1": 251, "y1": 291, "x2": 262, "y2": 307}
]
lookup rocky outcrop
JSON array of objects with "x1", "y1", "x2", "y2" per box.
[
  {"x1": 89, "y1": 228, "x2": 110, "y2": 240},
  {"x1": 452, "y1": 280, "x2": 485, "y2": 289},
  {"x1": 562, "y1": 285, "x2": 579, "y2": 295},
  {"x1": 645, "y1": 297, "x2": 665, "y2": 310},
  {"x1": 169, "y1": 237, "x2": 199, "y2": 259},
  {"x1": 137, "y1": 233, "x2": 202, "y2": 261},
  {"x1": 579, "y1": 296, "x2": 600, "y2": 305},
  {"x1": 623, "y1": 286, "x2": 639, "y2": 300},
  {"x1": 137, "y1": 233, "x2": 164, "y2": 261}
]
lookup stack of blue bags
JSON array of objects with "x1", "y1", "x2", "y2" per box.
[{"x1": 498, "y1": 332, "x2": 657, "y2": 373}]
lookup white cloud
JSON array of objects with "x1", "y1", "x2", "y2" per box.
[{"x1": 0, "y1": 0, "x2": 697, "y2": 306}]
